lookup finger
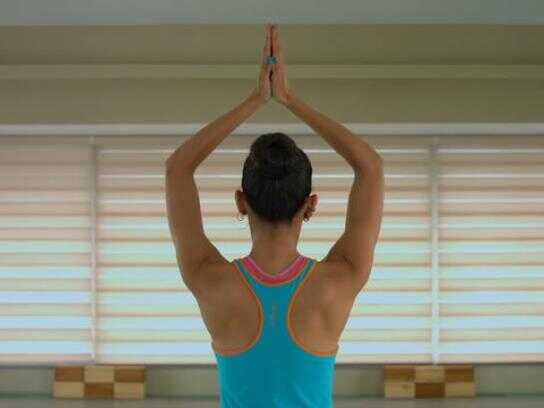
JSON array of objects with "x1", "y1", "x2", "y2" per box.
[
  {"x1": 272, "y1": 25, "x2": 284, "y2": 64},
  {"x1": 266, "y1": 67, "x2": 272, "y2": 86},
  {"x1": 259, "y1": 68, "x2": 267, "y2": 89},
  {"x1": 261, "y1": 27, "x2": 268, "y2": 63},
  {"x1": 260, "y1": 61, "x2": 269, "y2": 78},
  {"x1": 269, "y1": 27, "x2": 273, "y2": 56},
  {"x1": 272, "y1": 62, "x2": 281, "y2": 78},
  {"x1": 261, "y1": 60, "x2": 273, "y2": 82},
  {"x1": 262, "y1": 24, "x2": 272, "y2": 63},
  {"x1": 272, "y1": 62, "x2": 283, "y2": 77},
  {"x1": 270, "y1": 25, "x2": 277, "y2": 55},
  {"x1": 267, "y1": 24, "x2": 272, "y2": 54},
  {"x1": 261, "y1": 62, "x2": 269, "y2": 78}
]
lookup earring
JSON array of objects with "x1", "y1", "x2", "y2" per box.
[{"x1": 237, "y1": 212, "x2": 245, "y2": 222}]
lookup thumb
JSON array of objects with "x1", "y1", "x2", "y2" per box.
[{"x1": 260, "y1": 63, "x2": 270, "y2": 81}]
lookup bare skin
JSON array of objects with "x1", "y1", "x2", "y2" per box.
[{"x1": 165, "y1": 24, "x2": 384, "y2": 354}]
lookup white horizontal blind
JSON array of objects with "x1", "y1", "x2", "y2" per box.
[
  {"x1": 0, "y1": 136, "x2": 94, "y2": 364},
  {"x1": 321, "y1": 136, "x2": 434, "y2": 364},
  {"x1": 1, "y1": 132, "x2": 543, "y2": 365},
  {"x1": 95, "y1": 136, "x2": 198, "y2": 363},
  {"x1": 437, "y1": 136, "x2": 544, "y2": 363},
  {"x1": 94, "y1": 134, "x2": 435, "y2": 363}
]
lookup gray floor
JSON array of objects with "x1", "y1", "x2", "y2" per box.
[{"x1": 0, "y1": 397, "x2": 543, "y2": 408}]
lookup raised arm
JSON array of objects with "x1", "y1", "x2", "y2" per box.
[
  {"x1": 270, "y1": 25, "x2": 384, "y2": 291},
  {"x1": 285, "y1": 92, "x2": 384, "y2": 289},
  {"x1": 165, "y1": 24, "x2": 274, "y2": 290}
]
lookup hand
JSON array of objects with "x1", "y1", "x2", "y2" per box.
[
  {"x1": 270, "y1": 24, "x2": 291, "y2": 106},
  {"x1": 251, "y1": 23, "x2": 274, "y2": 105}
]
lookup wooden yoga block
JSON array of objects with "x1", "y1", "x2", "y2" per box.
[
  {"x1": 384, "y1": 365, "x2": 475, "y2": 399},
  {"x1": 53, "y1": 365, "x2": 145, "y2": 399}
]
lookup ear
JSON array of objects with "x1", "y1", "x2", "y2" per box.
[
  {"x1": 235, "y1": 188, "x2": 247, "y2": 215},
  {"x1": 304, "y1": 193, "x2": 318, "y2": 219}
]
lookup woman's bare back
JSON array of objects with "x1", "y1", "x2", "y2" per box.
[{"x1": 192, "y1": 259, "x2": 361, "y2": 354}]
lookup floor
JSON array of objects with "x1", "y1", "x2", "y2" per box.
[{"x1": 0, "y1": 397, "x2": 543, "y2": 408}]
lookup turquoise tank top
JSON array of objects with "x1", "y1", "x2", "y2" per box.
[{"x1": 212, "y1": 255, "x2": 339, "y2": 408}]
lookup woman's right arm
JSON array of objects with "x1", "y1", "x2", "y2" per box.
[
  {"x1": 270, "y1": 24, "x2": 384, "y2": 292},
  {"x1": 283, "y1": 92, "x2": 385, "y2": 292}
]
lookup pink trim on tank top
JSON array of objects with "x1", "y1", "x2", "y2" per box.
[{"x1": 242, "y1": 254, "x2": 306, "y2": 284}]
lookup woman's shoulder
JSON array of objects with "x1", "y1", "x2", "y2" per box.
[{"x1": 309, "y1": 256, "x2": 367, "y2": 298}]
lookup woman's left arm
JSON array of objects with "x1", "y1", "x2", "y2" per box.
[
  {"x1": 165, "y1": 93, "x2": 264, "y2": 287},
  {"x1": 165, "y1": 24, "x2": 273, "y2": 289}
]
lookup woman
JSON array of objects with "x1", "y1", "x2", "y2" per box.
[{"x1": 165, "y1": 23, "x2": 384, "y2": 408}]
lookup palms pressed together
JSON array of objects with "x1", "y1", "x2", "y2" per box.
[{"x1": 253, "y1": 23, "x2": 291, "y2": 106}]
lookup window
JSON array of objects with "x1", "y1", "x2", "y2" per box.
[
  {"x1": 0, "y1": 136, "x2": 93, "y2": 363},
  {"x1": 1, "y1": 133, "x2": 543, "y2": 364}
]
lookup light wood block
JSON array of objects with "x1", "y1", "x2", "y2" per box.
[
  {"x1": 445, "y1": 381, "x2": 476, "y2": 397},
  {"x1": 114, "y1": 383, "x2": 145, "y2": 399},
  {"x1": 84, "y1": 366, "x2": 115, "y2": 383},
  {"x1": 54, "y1": 365, "x2": 146, "y2": 400},
  {"x1": 384, "y1": 365, "x2": 475, "y2": 399},
  {"x1": 53, "y1": 381, "x2": 84, "y2": 398},
  {"x1": 385, "y1": 381, "x2": 415, "y2": 398},
  {"x1": 415, "y1": 365, "x2": 445, "y2": 383}
]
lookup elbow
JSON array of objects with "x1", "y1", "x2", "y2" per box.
[
  {"x1": 370, "y1": 151, "x2": 384, "y2": 172},
  {"x1": 165, "y1": 156, "x2": 177, "y2": 180},
  {"x1": 353, "y1": 150, "x2": 384, "y2": 176},
  {"x1": 165, "y1": 147, "x2": 178, "y2": 169},
  {"x1": 165, "y1": 151, "x2": 194, "y2": 176},
  {"x1": 165, "y1": 155, "x2": 174, "y2": 172}
]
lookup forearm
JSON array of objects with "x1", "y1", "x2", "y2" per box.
[
  {"x1": 166, "y1": 91, "x2": 265, "y2": 172},
  {"x1": 282, "y1": 92, "x2": 382, "y2": 174}
]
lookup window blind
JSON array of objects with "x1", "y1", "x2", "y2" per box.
[
  {"x1": 96, "y1": 136, "x2": 194, "y2": 363},
  {"x1": 0, "y1": 136, "x2": 94, "y2": 364},
  {"x1": 95, "y1": 134, "x2": 434, "y2": 364},
  {"x1": 1, "y1": 132, "x2": 542, "y2": 364},
  {"x1": 437, "y1": 136, "x2": 544, "y2": 363}
]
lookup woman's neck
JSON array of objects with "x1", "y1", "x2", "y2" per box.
[{"x1": 247, "y1": 217, "x2": 303, "y2": 272}]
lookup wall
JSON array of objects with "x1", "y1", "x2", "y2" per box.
[
  {"x1": 1, "y1": 365, "x2": 544, "y2": 398},
  {"x1": 0, "y1": 24, "x2": 543, "y2": 124},
  {"x1": 0, "y1": 24, "x2": 543, "y2": 397}
]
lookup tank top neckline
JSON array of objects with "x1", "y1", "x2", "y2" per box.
[{"x1": 240, "y1": 254, "x2": 308, "y2": 285}]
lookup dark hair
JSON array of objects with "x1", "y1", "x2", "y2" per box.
[{"x1": 241, "y1": 132, "x2": 312, "y2": 224}]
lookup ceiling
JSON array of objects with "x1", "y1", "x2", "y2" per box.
[{"x1": 2, "y1": 0, "x2": 544, "y2": 26}]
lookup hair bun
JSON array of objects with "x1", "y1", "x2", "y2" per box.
[{"x1": 256, "y1": 138, "x2": 295, "y2": 180}]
